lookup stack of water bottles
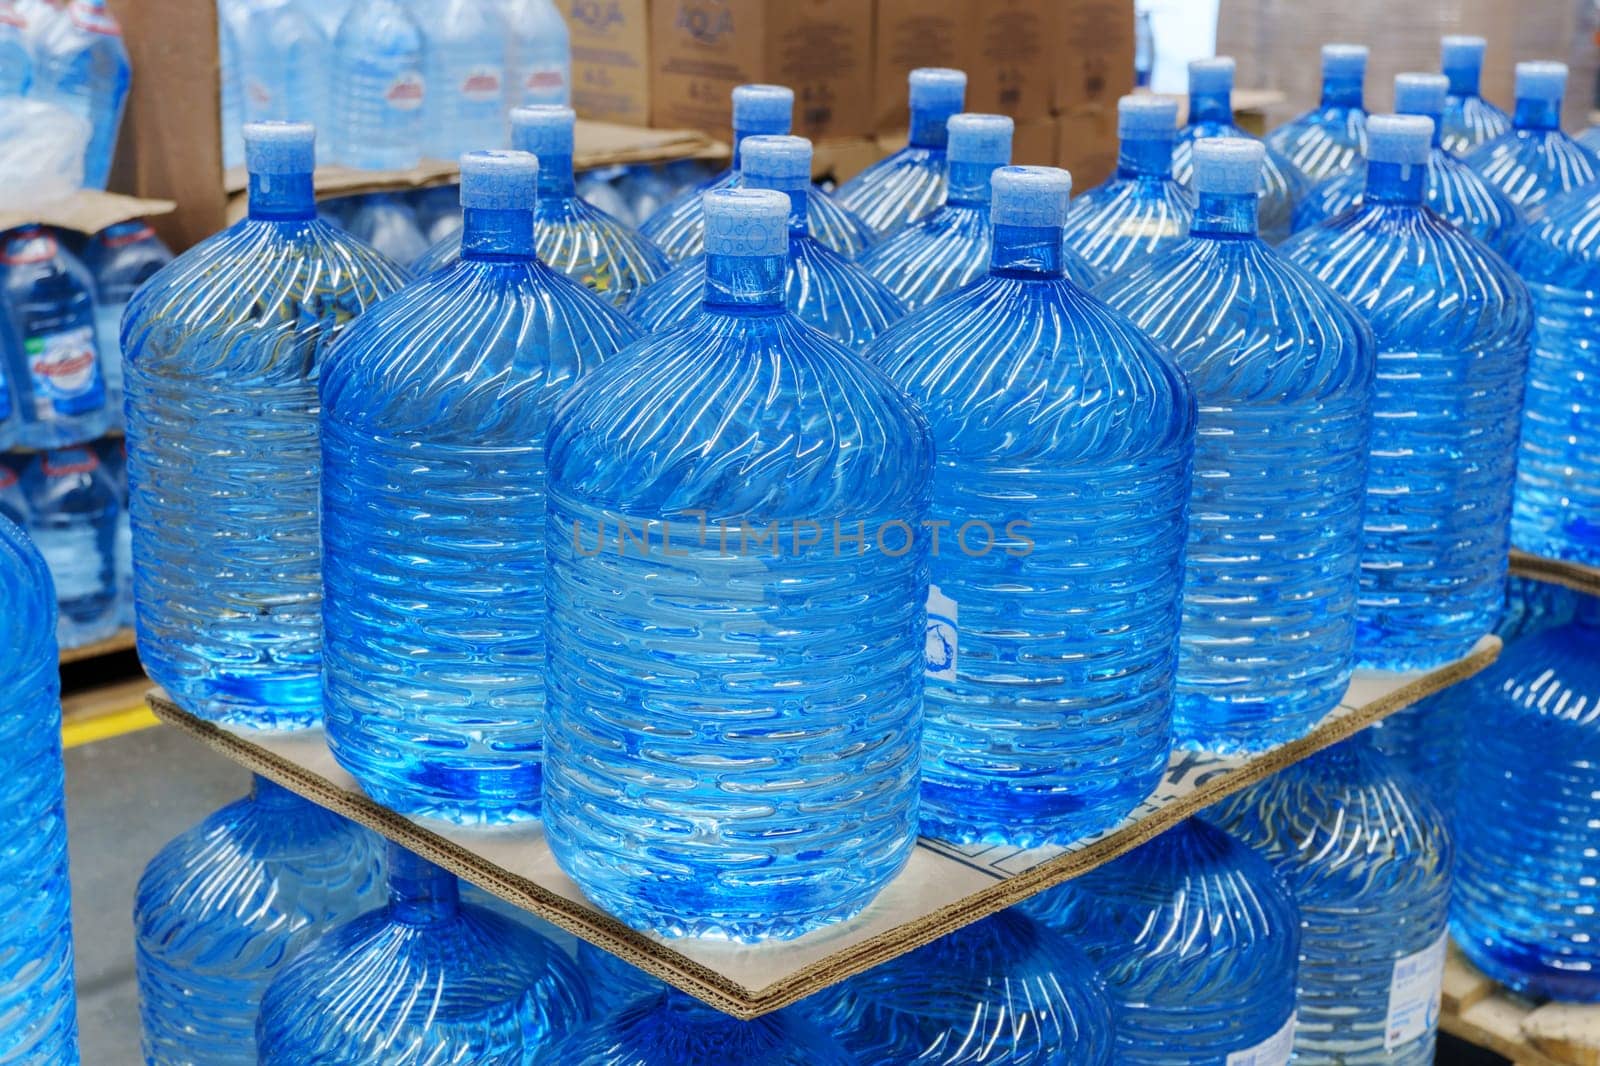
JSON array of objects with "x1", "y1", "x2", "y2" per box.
[{"x1": 102, "y1": 27, "x2": 1600, "y2": 1064}]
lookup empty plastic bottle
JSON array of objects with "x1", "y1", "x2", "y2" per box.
[
  {"x1": 1453, "y1": 602, "x2": 1600, "y2": 1001},
  {"x1": 415, "y1": 0, "x2": 507, "y2": 163},
  {"x1": 640, "y1": 84, "x2": 872, "y2": 262},
  {"x1": 1266, "y1": 44, "x2": 1369, "y2": 183},
  {"x1": 122, "y1": 123, "x2": 407, "y2": 730},
  {"x1": 0, "y1": 1, "x2": 32, "y2": 96},
  {"x1": 1466, "y1": 62, "x2": 1599, "y2": 211},
  {"x1": 82, "y1": 219, "x2": 173, "y2": 427},
  {"x1": 1440, "y1": 35, "x2": 1512, "y2": 154},
  {"x1": 543, "y1": 188, "x2": 932, "y2": 940},
  {"x1": 321, "y1": 150, "x2": 638, "y2": 824},
  {"x1": 0, "y1": 224, "x2": 111, "y2": 449},
  {"x1": 1215, "y1": 733, "x2": 1452, "y2": 1064},
  {"x1": 331, "y1": 0, "x2": 424, "y2": 170},
  {"x1": 32, "y1": 0, "x2": 130, "y2": 189},
  {"x1": 547, "y1": 988, "x2": 848, "y2": 1065},
  {"x1": 1172, "y1": 57, "x2": 1306, "y2": 245},
  {"x1": 629, "y1": 135, "x2": 905, "y2": 350},
  {"x1": 256, "y1": 844, "x2": 588, "y2": 1063},
  {"x1": 0, "y1": 514, "x2": 78, "y2": 1064},
  {"x1": 343, "y1": 192, "x2": 430, "y2": 266},
  {"x1": 1063, "y1": 95, "x2": 1192, "y2": 277},
  {"x1": 1285, "y1": 115, "x2": 1531, "y2": 671},
  {"x1": 834, "y1": 67, "x2": 967, "y2": 239},
  {"x1": 802, "y1": 910, "x2": 1117, "y2": 1065},
  {"x1": 1027, "y1": 817, "x2": 1300, "y2": 1065},
  {"x1": 23, "y1": 446, "x2": 117, "y2": 649},
  {"x1": 1100, "y1": 140, "x2": 1373, "y2": 753},
  {"x1": 134, "y1": 775, "x2": 386, "y2": 1065},
  {"x1": 500, "y1": 0, "x2": 569, "y2": 107},
  {"x1": 239, "y1": 0, "x2": 329, "y2": 143},
  {"x1": 95, "y1": 436, "x2": 129, "y2": 626},
  {"x1": 866, "y1": 166, "x2": 1192, "y2": 845}
]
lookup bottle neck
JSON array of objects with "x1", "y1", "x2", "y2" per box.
[
  {"x1": 248, "y1": 171, "x2": 316, "y2": 221},
  {"x1": 989, "y1": 223, "x2": 1065, "y2": 278},
  {"x1": 1321, "y1": 76, "x2": 1362, "y2": 109},
  {"x1": 535, "y1": 153, "x2": 576, "y2": 199},
  {"x1": 249, "y1": 775, "x2": 303, "y2": 810},
  {"x1": 1189, "y1": 88, "x2": 1233, "y2": 125},
  {"x1": 1192, "y1": 190, "x2": 1259, "y2": 237},
  {"x1": 1445, "y1": 65, "x2": 1479, "y2": 97},
  {"x1": 703, "y1": 252, "x2": 785, "y2": 312},
  {"x1": 1118, "y1": 133, "x2": 1175, "y2": 179},
  {"x1": 460, "y1": 207, "x2": 536, "y2": 260},
  {"x1": 909, "y1": 106, "x2": 951, "y2": 149},
  {"x1": 1365, "y1": 160, "x2": 1424, "y2": 206},
  {"x1": 1514, "y1": 97, "x2": 1560, "y2": 131},
  {"x1": 1418, "y1": 110, "x2": 1444, "y2": 148},
  {"x1": 386, "y1": 847, "x2": 460, "y2": 924},
  {"x1": 947, "y1": 159, "x2": 999, "y2": 206}
]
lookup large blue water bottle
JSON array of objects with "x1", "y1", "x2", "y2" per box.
[
  {"x1": 834, "y1": 67, "x2": 967, "y2": 238},
  {"x1": 122, "y1": 122, "x2": 407, "y2": 730},
  {"x1": 1466, "y1": 61, "x2": 1599, "y2": 211},
  {"x1": 866, "y1": 166, "x2": 1193, "y2": 845},
  {"x1": 1285, "y1": 115, "x2": 1531, "y2": 671},
  {"x1": 1215, "y1": 733, "x2": 1452, "y2": 1064},
  {"x1": 134, "y1": 775, "x2": 386, "y2": 1064},
  {"x1": 1440, "y1": 35, "x2": 1512, "y2": 154},
  {"x1": 1294, "y1": 73, "x2": 1524, "y2": 252},
  {"x1": 256, "y1": 843, "x2": 588, "y2": 1062},
  {"x1": 1063, "y1": 95, "x2": 1192, "y2": 276},
  {"x1": 415, "y1": 0, "x2": 508, "y2": 162},
  {"x1": 330, "y1": 0, "x2": 425, "y2": 170},
  {"x1": 321, "y1": 150, "x2": 638, "y2": 824},
  {"x1": 629, "y1": 134, "x2": 905, "y2": 351},
  {"x1": 1026, "y1": 817, "x2": 1300, "y2": 1065},
  {"x1": 32, "y1": 0, "x2": 130, "y2": 189},
  {"x1": 1452, "y1": 602, "x2": 1600, "y2": 1000},
  {"x1": 23, "y1": 445, "x2": 118, "y2": 649},
  {"x1": 1266, "y1": 44, "x2": 1369, "y2": 183},
  {"x1": 1100, "y1": 139, "x2": 1373, "y2": 753},
  {"x1": 543, "y1": 188, "x2": 932, "y2": 940},
  {"x1": 1172, "y1": 57, "x2": 1306, "y2": 245},
  {"x1": 0, "y1": 515, "x2": 78, "y2": 1063},
  {"x1": 82, "y1": 219, "x2": 173, "y2": 427},
  {"x1": 547, "y1": 988, "x2": 848, "y2": 1065}
]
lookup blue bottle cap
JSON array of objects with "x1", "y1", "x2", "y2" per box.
[
  {"x1": 948, "y1": 114, "x2": 1014, "y2": 166},
  {"x1": 740, "y1": 134, "x2": 811, "y2": 188},
  {"x1": 1366, "y1": 114, "x2": 1433, "y2": 165},
  {"x1": 244, "y1": 121, "x2": 315, "y2": 175},
  {"x1": 1395, "y1": 72, "x2": 1448, "y2": 116},
  {"x1": 1189, "y1": 56, "x2": 1236, "y2": 94},
  {"x1": 990, "y1": 166, "x2": 1072, "y2": 228},
  {"x1": 1119, "y1": 95, "x2": 1178, "y2": 137},
  {"x1": 510, "y1": 105, "x2": 575, "y2": 157},
  {"x1": 1516, "y1": 61, "x2": 1567, "y2": 103},
  {"x1": 702, "y1": 187, "x2": 790, "y2": 257},
  {"x1": 1322, "y1": 44, "x2": 1368, "y2": 79},
  {"x1": 909, "y1": 67, "x2": 966, "y2": 114},
  {"x1": 1193, "y1": 139, "x2": 1264, "y2": 195},
  {"x1": 1441, "y1": 35, "x2": 1486, "y2": 71},
  {"x1": 731, "y1": 84, "x2": 794, "y2": 134},
  {"x1": 459, "y1": 150, "x2": 539, "y2": 210}
]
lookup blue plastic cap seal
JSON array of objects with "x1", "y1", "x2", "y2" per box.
[
  {"x1": 1190, "y1": 56, "x2": 1236, "y2": 94},
  {"x1": 740, "y1": 134, "x2": 811, "y2": 187},
  {"x1": 1193, "y1": 139, "x2": 1263, "y2": 195},
  {"x1": 990, "y1": 166, "x2": 1071, "y2": 228},
  {"x1": 1322, "y1": 44, "x2": 1368, "y2": 79},
  {"x1": 459, "y1": 150, "x2": 539, "y2": 210},
  {"x1": 244, "y1": 121, "x2": 315, "y2": 175},
  {"x1": 1119, "y1": 94, "x2": 1178, "y2": 137},
  {"x1": 510, "y1": 105, "x2": 575, "y2": 157},
  {"x1": 948, "y1": 113, "x2": 1014, "y2": 165},
  {"x1": 731, "y1": 84, "x2": 794, "y2": 133},
  {"x1": 1516, "y1": 61, "x2": 1567, "y2": 103},
  {"x1": 1395, "y1": 73, "x2": 1448, "y2": 116},
  {"x1": 1367, "y1": 114, "x2": 1433, "y2": 165},
  {"x1": 703, "y1": 188, "x2": 789, "y2": 256},
  {"x1": 1441, "y1": 35, "x2": 1486, "y2": 71},
  {"x1": 909, "y1": 68, "x2": 966, "y2": 114}
]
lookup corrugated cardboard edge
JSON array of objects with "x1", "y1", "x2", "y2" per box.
[
  {"x1": 1511, "y1": 549, "x2": 1600, "y2": 599},
  {"x1": 1442, "y1": 946, "x2": 1577, "y2": 1066},
  {"x1": 147, "y1": 636, "x2": 1499, "y2": 1020},
  {"x1": 0, "y1": 190, "x2": 177, "y2": 236}
]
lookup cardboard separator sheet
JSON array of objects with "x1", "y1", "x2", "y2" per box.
[
  {"x1": 1511, "y1": 549, "x2": 1600, "y2": 600},
  {"x1": 0, "y1": 189, "x2": 177, "y2": 237},
  {"x1": 148, "y1": 633, "x2": 1499, "y2": 1020},
  {"x1": 1442, "y1": 944, "x2": 1598, "y2": 1066}
]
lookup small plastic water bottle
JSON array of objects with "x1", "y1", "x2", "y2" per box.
[
  {"x1": 835, "y1": 68, "x2": 967, "y2": 238},
  {"x1": 82, "y1": 219, "x2": 173, "y2": 428},
  {"x1": 255, "y1": 844, "x2": 588, "y2": 1063},
  {"x1": 1063, "y1": 95, "x2": 1192, "y2": 276},
  {"x1": 32, "y1": 0, "x2": 130, "y2": 189},
  {"x1": 1285, "y1": 115, "x2": 1531, "y2": 671},
  {"x1": 95, "y1": 437, "x2": 130, "y2": 626},
  {"x1": 0, "y1": 514, "x2": 79, "y2": 1064},
  {"x1": 122, "y1": 122, "x2": 407, "y2": 730},
  {"x1": 330, "y1": 0, "x2": 424, "y2": 170},
  {"x1": 0, "y1": 0, "x2": 32, "y2": 96},
  {"x1": 1265, "y1": 44, "x2": 1369, "y2": 183},
  {"x1": 1466, "y1": 61, "x2": 1599, "y2": 210},
  {"x1": 415, "y1": 0, "x2": 508, "y2": 162},
  {"x1": 342, "y1": 193, "x2": 430, "y2": 266},
  {"x1": 543, "y1": 188, "x2": 932, "y2": 939},
  {"x1": 218, "y1": 14, "x2": 245, "y2": 172},
  {"x1": 321, "y1": 150, "x2": 638, "y2": 824},
  {"x1": 1215, "y1": 733, "x2": 1452, "y2": 1064},
  {"x1": 866, "y1": 166, "x2": 1193, "y2": 844},
  {"x1": 549, "y1": 988, "x2": 849, "y2": 1065},
  {"x1": 22, "y1": 446, "x2": 117, "y2": 649},
  {"x1": 629, "y1": 134, "x2": 905, "y2": 350},
  {"x1": 239, "y1": 0, "x2": 330, "y2": 143},
  {"x1": 134, "y1": 776, "x2": 386, "y2": 1065},
  {"x1": 1440, "y1": 35, "x2": 1512, "y2": 154},
  {"x1": 500, "y1": 0, "x2": 570, "y2": 107}
]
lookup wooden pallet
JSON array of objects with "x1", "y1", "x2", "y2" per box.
[{"x1": 1444, "y1": 946, "x2": 1600, "y2": 1065}]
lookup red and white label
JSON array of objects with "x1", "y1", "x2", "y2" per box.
[
  {"x1": 525, "y1": 66, "x2": 566, "y2": 94},
  {"x1": 384, "y1": 71, "x2": 425, "y2": 112},
  {"x1": 460, "y1": 66, "x2": 502, "y2": 103},
  {"x1": 29, "y1": 326, "x2": 99, "y2": 399}
]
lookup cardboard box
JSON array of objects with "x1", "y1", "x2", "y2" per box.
[
  {"x1": 1058, "y1": 104, "x2": 1119, "y2": 190},
  {"x1": 812, "y1": 138, "x2": 883, "y2": 185},
  {"x1": 873, "y1": 0, "x2": 963, "y2": 133},
  {"x1": 1055, "y1": 0, "x2": 1137, "y2": 113},
  {"x1": 650, "y1": 0, "x2": 875, "y2": 141},
  {"x1": 1012, "y1": 115, "x2": 1058, "y2": 165},
  {"x1": 568, "y1": 0, "x2": 653, "y2": 126}
]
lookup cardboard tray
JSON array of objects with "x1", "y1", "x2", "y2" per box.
[
  {"x1": 1511, "y1": 549, "x2": 1600, "y2": 600},
  {"x1": 0, "y1": 190, "x2": 176, "y2": 237},
  {"x1": 148, "y1": 633, "x2": 1499, "y2": 1020},
  {"x1": 1442, "y1": 944, "x2": 1597, "y2": 1066}
]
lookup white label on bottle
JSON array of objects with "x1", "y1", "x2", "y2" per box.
[
  {"x1": 1385, "y1": 930, "x2": 1448, "y2": 1050},
  {"x1": 1226, "y1": 1013, "x2": 1295, "y2": 1066},
  {"x1": 27, "y1": 325, "x2": 100, "y2": 401},
  {"x1": 925, "y1": 584, "x2": 958, "y2": 682},
  {"x1": 460, "y1": 66, "x2": 503, "y2": 103},
  {"x1": 39, "y1": 525, "x2": 104, "y2": 604},
  {"x1": 384, "y1": 71, "x2": 425, "y2": 112}
]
